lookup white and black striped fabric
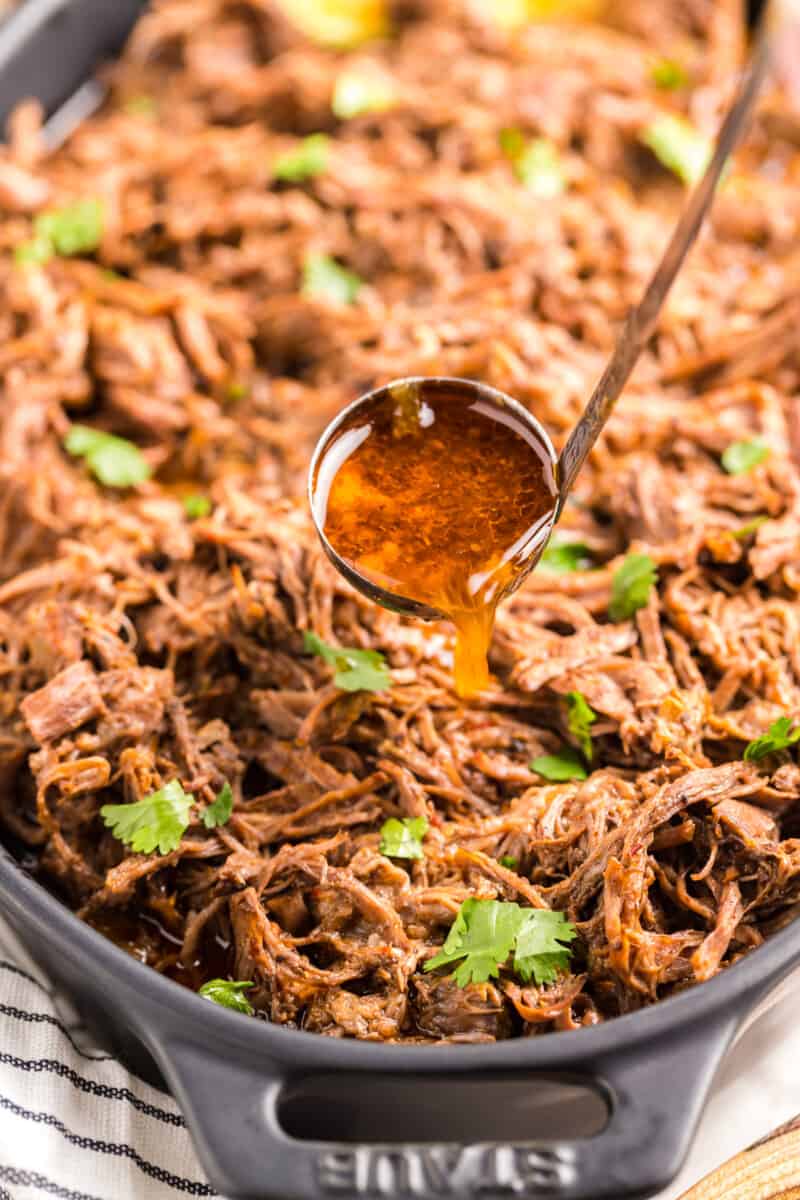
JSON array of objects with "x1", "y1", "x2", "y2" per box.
[
  {"x1": 0, "y1": 923, "x2": 218, "y2": 1200},
  {"x1": 0, "y1": 913, "x2": 798, "y2": 1200}
]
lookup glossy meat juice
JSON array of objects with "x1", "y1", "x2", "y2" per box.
[{"x1": 312, "y1": 381, "x2": 558, "y2": 696}]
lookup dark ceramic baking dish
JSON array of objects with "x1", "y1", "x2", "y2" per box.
[{"x1": 0, "y1": 3, "x2": 797, "y2": 1199}]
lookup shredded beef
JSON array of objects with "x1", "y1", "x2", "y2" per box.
[{"x1": 0, "y1": 0, "x2": 800, "y2": 1041}]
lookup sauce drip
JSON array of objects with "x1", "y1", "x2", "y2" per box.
[{"x1": 311, "y1": 380, "x2": 558, "y2": 696}]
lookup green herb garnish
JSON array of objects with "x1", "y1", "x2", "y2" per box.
[
  {"x1": 332, "y1": 69, "x2": 395, "y2": 119},
  {"x1": 124, "y1": 95, "x2": 158, "y2": 117},
  {"x1": 304, "y1": 630, "x2": 390, "y2": 692},
  {"x1": 530, "y1": 749, "x2": 588, "y2": 782},
  {"x1": 732, "y1": 515, "x2": 768, "y2": 540},
  {"x1": 609, "y1": 553, "x2": 657, "y2": 621},
  {"x1": 65, "y1": 424, "x2": 150, "y2": 489},
  {"x1": 424, "y1": 898, "x2": 576, "y2": 988},
  {"x1": 101, "y1": 780, "x2": 194, "y2": 855},
  {"x1": 183, "y1": 494, "x2": 212, "y2": 519},
  {"x1": 302, "y1": 253, "x2": 363, "y2": 305},
  {"x1": 273, "y1": 134, "x2": 330, "y2": 182},
  {"x1": 650, "y1": 59, "x2": 689, "y2": 90},
  {"x1": 500, "y1": 129, "x2": 565, "y2": 197},
  {"x1": 201, "y1": 782, "x2": 234, "y2": 829},
  {"x1": 721, "y1": 439, "x2": 769, "y2": 476},
  {"x1": 198, "y1": 978, "x2": 254, "y2": 1015},
  {"x1": 566, "y1": 691, "x2": 596, "y2": 761},
  {"x1": 499, "y1": 855, "x2": 519, "y2": 870},
  {"x1": 16, "y1": 198, "x2": 104, "y2": 265},
  {"x1": 539, "y1": 539, "x2": 592, "y2": 574},
  {"x1": 640, "y1": 114, "x2": 711, "y2": 185},
  {"x1": 379, "y1": 816, "x2": 428, "y2": 859},
  {"x1": 743, "y1": 717, "x2": 800, "y2": 762}
]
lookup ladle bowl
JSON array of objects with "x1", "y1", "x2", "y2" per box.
[{"x1": 308, "y1": 375, "x2": 560, "y2": 623}]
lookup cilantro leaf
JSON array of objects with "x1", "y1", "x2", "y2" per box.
[
  {"x1": 379, "y1": 815, "x2": 428, "y2": 859},
  {"x1": 198, "y1": 978, "x2": 254, "y2": 1015},
  {"x1": 275, "y1": 0, "x2": 388, "y2": 48},
  {"x1": 530, "y1": 749, "x2": 588, "y2": 782},
  {"x1": 609, "y1": 553, "x2": 657, "y2": 621},
  {"x1": 640, "y1": 115, "x2": 711, "y2": 185},
  {"x1": 566, "y1": 691, "x2": 596, "y2": 761},
  {"x1": 513, "y1": 909, "x2": 578, "y2": 986},
  {"x1": 225, "y1": 381, "x2": 249, "y2": 402},
  {"x1": 539, "y1": 539, "x2": 592, "y2": 574},
  {"x1": 304, "y1": 630, "x2": 390, "y2": 692},
  {"x1": 500, "y1": 129, "x2": 565, "y2": 197},
  {"x1": 499, "y1": 855, "x2": 518, "y2": 869},
  {"x1": 273, "y1": 134, "x2": 330, "y2": 182},
  {"x1": 15, "y1": 234, "x2": 53, "y2": 266},
  {"x1": 183, "y1": 493, "x2": 212, "y2": 519},
  {"x1": 302, "y1": 253, "x2": 363, "y2": 305},
  {"x1": 65, "y1": 424, "x2": 150, "y2": 489},
  {"x1": 732, "y1": 515, "x2": 768, "y2": 540},
  {"x1": 650, "y1": 59, "x2": 689, "y2": 90},
  {"x1": 101, "y1": 779, "x2": 194, "y2": 855},
  {"x1": 201, "y1": 782, "x2": 234, "y2": 829},
  {"x1": 721, "y1": 439, "x2": 769, "y2": 476},
  {"x1": 424, "y1": 898, "x2": 524, "y2": 987},
  {"x1": 125, "y1": 95, "x2": 158, "y2": 117},
  {"x1": 743, "y1": 717, "x2": 800, "y2": 763},
  {"x1": 424, "y1": 899, "x2": 576, "y2": 989},
  {"x1": 332, "y1": 69, "x2": 395, "y2": 119},
  {"x1": 37, "y1": 199, "x2": 104, "y2": 257}
]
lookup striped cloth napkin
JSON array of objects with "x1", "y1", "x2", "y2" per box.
[{"x1": 0, "y1": 922, "x2": 216, "y2": 1200}]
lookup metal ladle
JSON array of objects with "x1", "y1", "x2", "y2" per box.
[{"x1": 309, "y1": 26, "x2": 774, "y2": 621}]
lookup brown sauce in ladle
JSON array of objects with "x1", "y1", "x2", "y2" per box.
[{"x1": 310, "y1": 379, "x2": 557, "y2": 696}]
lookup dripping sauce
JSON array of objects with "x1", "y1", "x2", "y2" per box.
[{"x1": 311, "y1": 379, "x2": 558, "y2": 696}]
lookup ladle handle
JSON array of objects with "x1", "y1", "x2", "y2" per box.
[{"x1": 556, "y1": 25, "x2": 774, "y2": 502}]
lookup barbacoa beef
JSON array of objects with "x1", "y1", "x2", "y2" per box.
[{"x1": 0, "y1": 0, "x2": 799, "y2": 1041}]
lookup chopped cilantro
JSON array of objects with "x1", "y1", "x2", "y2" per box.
[
  {"x1": 101, "y1": 780, "x2": 194, "y2": 855},
  {"x1": 302, "y1": 253, "x2": 363, "y2": 305},
  {"x1": 273, "y1": 134, "x2": 330, "y2": 182},
  {"x1": 530, "y1": 749, "x2": 588, "y2": 782},
  {"x1": 64, "y1": 424, "x2": 150, "y2": 489},
  {"x1": 201, "y1": 782, "x2": 234, "y2": 829},
  {"x1": 424, "y1": 898, "x2": 576, "y2": 988},
  {"x1": 609, "y1": 553, "x2": 657, "y2": 621},
  {"x1": 650, "y1": 59, "x2": 689, "y2": 90},
  {"x1": 640, "y1": 115, "x2": 711, "y2": 186},
  {"x1": 513, "y1": 908, "x2": 578, "y2": 985},
  {"x1": 566, "y1": 691, "x2": 596, "y2": 761},
  {"x1": 183, "y1": 493, "x2": 212, "y2": 520},
  {"x1": 16, "y1": 198, "x2": 104, "y2": 266},
  {"x1": 332, "y1": 69, "x2": 395, "y2": 119},
  {"x1": 225, "y1": 380, "x2": 249, "y2": 402},
  {"x1": 539, "y1": 539, "x2": 592, "y2": 574},
  {"x1": 304, "y1": 630, "x2": 390, "y2": 692},
  {"x1": 500, "y1": 129, "x2": 565, "y2": 196},
  {"x1": 379, "y1": 816, "x2": 428, "y2": 859},
  {"x1": 124, "y1": 95, "x2": 158, "y2": 117},
  {"x1": 732, "y1": 515, "x2": 768, "y2": 540},
  {"x1": 721, "y1": 439, "x2": 769, "y2": 476},
  {"x1": 499, "y1": 855, "x2": 519, "y2": 870},
  {"x1": 743, "y1": 717, "x2": 800, "y2": 763},
  {"x1": 198, "y1": 978, "x2": 254, "y2": 1015}
]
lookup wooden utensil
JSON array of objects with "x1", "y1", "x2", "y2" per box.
[{"x1": 679, "y1": 1116, "x2": 800, "y2": 1198}]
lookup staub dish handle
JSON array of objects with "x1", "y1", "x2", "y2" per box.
[{"x1": 149, "y1": 1014, "x2": 737, "y2": 1200}]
